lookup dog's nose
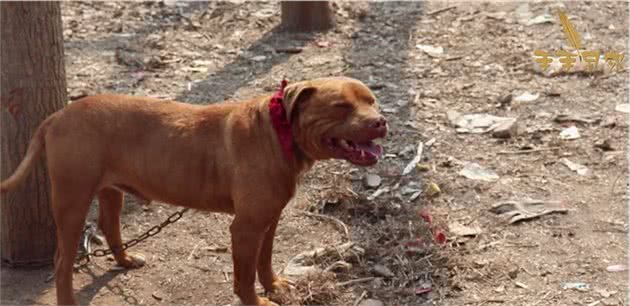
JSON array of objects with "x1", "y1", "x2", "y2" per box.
[{"x1": 368, "y1": 116, "x2": 387, "y2": 129}]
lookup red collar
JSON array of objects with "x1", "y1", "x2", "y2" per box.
[{"x1": 268, "y1": 80, "x2": 294, "y2": 161}]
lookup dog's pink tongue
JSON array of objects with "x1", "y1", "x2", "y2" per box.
[{"x1": 356, "y1": 142, "x2": 382, "y2": 157}]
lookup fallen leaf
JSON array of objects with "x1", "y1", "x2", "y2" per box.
[
  {"x1": 448, "y1": 110, "x2": 516, "y2": 134},
  {"x1": 425, "y1": 182, "x2": 441, "y2": 197},
  {"x1": 490, "y1": 199, "x2": 568, "y2": 224},
  {"x1": 433, "y1": 230, "x2": 447, "y2": 244},
  {"x1": 418, "y1": 210, "x2": 433, "y2": 224}
]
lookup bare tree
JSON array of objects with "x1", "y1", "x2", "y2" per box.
[
  {"x1": 1, "y1": 2, "x2": 67, "y2": 266},
  {"x1": 281, "y1": 1, "x2": 334, "y2": 32}
]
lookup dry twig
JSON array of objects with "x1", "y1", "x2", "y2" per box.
[
  {"x1": 428, "y1": 5, "x2": 456, "y2": 16},
  {"x1": 300, "y1": 211, "x2": 350, "y2": 241},
  {"x1": 353, "y1": 290, "x2": 367, "y2": 306},
  {"x1": 336, "y1": 277, "x2": 376, "y2": 287},
  {"x1": 497, "y1": 147, "x2": 561, "y2": 155}
]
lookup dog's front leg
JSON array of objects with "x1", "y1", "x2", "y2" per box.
[
  {"x1": 257, "y1": 216, "x2": 290, "y2": 293},
  {"x1": 230, "y1": 217, "x2": 276, "y2": 306}
]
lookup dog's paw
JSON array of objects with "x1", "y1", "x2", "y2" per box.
[
  {"x1": 266, "y1": 277, "x2": 293, "y2": 305},
  {"x1": 257, "y1": 297, "x2": 279, "y2": 306},
  {"x1": 232, "y1": 297, "x2": 279, "y2": 306},
  {"x1": 115, "y1": 252, "x2": 146, "y2": 269},
  {"x1": 270, "y1": 277, "x2": 292, "y2": 292}
]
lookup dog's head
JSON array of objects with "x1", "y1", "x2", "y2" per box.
[{"x1": 282, "y1": 77, "x2": 387, "y2": 166}]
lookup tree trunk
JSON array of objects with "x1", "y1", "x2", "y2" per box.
[
  {"x1": 1, "y1": 2, "x2": 67, "y2": 267},
  {"x1": 281, "y1": 1, "x2": 334, "y2": 32}
]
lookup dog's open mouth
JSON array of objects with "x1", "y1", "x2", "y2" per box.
[{"x1": 324, "y1": 138, "x2": 383, "y2": 166}]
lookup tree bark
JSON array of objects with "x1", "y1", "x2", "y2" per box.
[
  {"x1": 281, "y1": 1, "x2": 334, "y2": 32},
  {"x1": 1, "y1": 2, "x2": 67, "y2": 267}
]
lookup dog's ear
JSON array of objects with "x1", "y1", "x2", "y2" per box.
[{"x1": 282, "y1": 83, "x2": 317, "y2": 123}]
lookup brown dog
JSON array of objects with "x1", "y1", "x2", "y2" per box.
[{"x1": 0, "y1": 77, "x2": 387, "y2": 306}]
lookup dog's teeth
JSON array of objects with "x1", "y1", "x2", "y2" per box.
[{"x1": 360, "y1": 150, "x2": 365, "y2": 158}]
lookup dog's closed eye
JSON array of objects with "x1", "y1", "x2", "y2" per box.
[{"x1": 332, "y1": 101, "x2": 354, "y2": 110}]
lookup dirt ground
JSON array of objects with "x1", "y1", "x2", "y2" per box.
[{"x1": 1, "y1": 1, "x2": 628, "y2": 306}]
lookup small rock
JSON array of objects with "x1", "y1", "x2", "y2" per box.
[
  {"x1": 491, "y1": 118, "x2": 518, "y2": 138},
  {"x1": 606, "y1": 264, "x2": 628, "y2": 272},
  {"x1": 359, "y1": 299, "x2": 385, "y2": 306},
  {"x1": 363, "y1": 174, "x2": 382, "y2": 189},
  {"x1": 69, "y1": 89, "x2": 88, "y2": 101},
  {"x1": 527, "y1": 14, "x2": 554, "y2": 25},
  {"x1": 513, "y1": 92, "x2": 539, "y2": 103},
  {"x1": 560, "y1": 158, "x2": 589, "y2": 176},
  {"x1": 498, "y1": 93, "x2": 512, "y2": 107},
  {"x1": 559, "y1": 126, "x2": 580, "y2": 140},
  {"x1": 251, "y1": 55, "x2": 267, "y2": 62},
  {"x1": 416, "y1": 44, "x2": 443, "y2": 57},
  {"x1": 594, "y1": 139, "x2": 614, "y2": 151},
  {"x1": 372, "y1": 264, "x2": 394, "y2": 278},
  {"x1": 615, "y1": 103, "x2": 630, "y2": 113},
  {"x1": 508, "y1": 267, "x2": 519, "y2": 279}
]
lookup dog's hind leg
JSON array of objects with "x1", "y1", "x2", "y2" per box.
[
  {"x1": 50, "y1": 186, "x2": 93, "y2": 306},
  {"x1": 97, "y1": 187, "x2": 145, "y2": 269}
]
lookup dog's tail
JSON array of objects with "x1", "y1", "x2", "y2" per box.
[{"x1": 0, "y1": 112, "x2": 60, "y2": 193}]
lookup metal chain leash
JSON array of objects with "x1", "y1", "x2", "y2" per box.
[{"x1": 75, "y1": 207, "x2": 190, "y2": 267}]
